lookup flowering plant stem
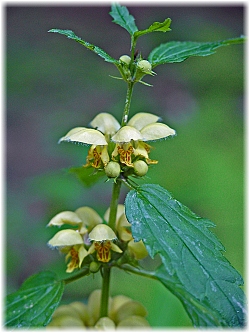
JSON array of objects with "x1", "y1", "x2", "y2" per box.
[
  {"x1": 99, "y1": 53, "x2": 135, "y2": 313},
  {"x1": 100, "y1": 267, "x2": 111, "y2": 317},
  {"x1": 108, "y1": 180, "x2": 122, "y2": 231},
  {"x1": 121, "y1": 82, "x2": 135, "y2": 126},
  {"x1": 99, "y1": 180, "x2": 121, "y2": 317},
  {"x1": 100, "y1": 77, "x2": 133, "y2": 317}
]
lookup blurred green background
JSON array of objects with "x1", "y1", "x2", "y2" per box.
[{"x1": 6, "y1": 4, "x2": 244, "y2": 328}]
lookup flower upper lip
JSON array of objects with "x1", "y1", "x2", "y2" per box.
[
  {"x1": 58, "y1": 127, "x2": 108, "y2": 145},
  {"x1": 58, "y1": 112, "x2": 176, "y2": 146}
]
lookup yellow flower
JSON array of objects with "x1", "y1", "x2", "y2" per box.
[
  {"x1": 111, "y1": 142, "x2": 134, "y2": 167},
  {"x1": 58, "y1": 112, "x2": 175, "y2": 172},
  {"x1": 48, "y1": 229, "x2": 88, "y2": 273},
  {"x1": 59, "y1": 113, "x2": 120, "y2": 169},
  {"x1": 47, "y1": 206, "x2": 102, "y2": 235},
  {"x1": 85, "y1": 144, "x2": 110, "y2": 168},
  {"x1": 64, "y1": 245, "x2": 88, "y2": 273},
  {"x1": 88, "y1": 224, "x2": 122, "y2": 263},
  {"x1": 111, "y1": 113, "x2": 175, "y2": 167},
  {"x1": 47, "y1": 206, "x2": 103, "y2": 272}
]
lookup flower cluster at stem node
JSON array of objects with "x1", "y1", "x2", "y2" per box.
[
  {"x1": 47, "y1": 204, "x2": 148, "y2": 273},
  {"x1": 59, "y1": 112, "x2": 176, "y2": 180},
  {"x1": 47, "y1": 289, "x2": 150, "y2": 328},
  {"x1": 118, "y1": 55, "x2": 156, "y2": 85}
]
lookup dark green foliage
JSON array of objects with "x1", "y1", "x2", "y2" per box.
[
  {"x1": 125, "y1": 184, "x2": 246, "y2": 327},
  {"x1": 5, "y1": 271, "x2": 64, "y2": 328}
]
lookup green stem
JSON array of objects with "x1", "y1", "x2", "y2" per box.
[
  {"x1": 100, "y1": 267, "x2": 111, "y2": 317},
  {"x1": 99, "y1": 34, "x2": 136, "y2": 317},
  {"x1": 121, "y1": 82, "x2": 135, "y2": 126},
  {"x1": 99, "y1": 180, "x2": 121, "y2": 318},
  {"x1": 120, "y1": 264, "x2": 157, "y2": 280},
  {"x1": 63, "y1": 267, "x2": 90, "y2": 284},
  {"x1": 108, "y1": 180, "x2": 122, "y2": 231}
]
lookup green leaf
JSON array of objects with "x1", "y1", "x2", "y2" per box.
[
  {"x1": 125, "y1": 184, "x2": 246, "y2": 327},
  {"x1": 134, "y1": 18, "x2": 171, "y2": 39},
  {"x1": 5, "y1": 271, "x2": 64, "y2": 328},
  {"x1": 121, "y1": 264, "x2": 227, "y2": 327},
  {"x1": 155, "y1": 265, "x2": 227, "y2": 327},
  {"x1": 148, "y1": 37, "x2": 245, "y2": 67},
  {"x1": 69, "y1": 166, "x2": 106, "y2": 187},
  {"x1": 48, "y1": 29, "x2": 119, "y2": 64},
  {"x1": 109, "y1": 3, "x2": 138, "y2": 36}
]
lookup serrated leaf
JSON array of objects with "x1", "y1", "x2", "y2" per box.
[
  {"x1": 148, "y1": 37, "x2": 245, "y2": 67},
  {"x1": 109, "y1": 3, "x2": 138, "y2": 36},
  {"x1": 155, "y1": 264, "x2": 227, "y2": 327},
  {"x1": 122, "y1": 264, "x2": 227, "y2": 327},
  {"x1": 125, "y1": 184, "x2": 246, "y2": 327},
  {"x1": 69, "y1": 166, "x2": 106, "y2": 187},
  {"x1": 48, "y1": 29, "x2": 119, "y2": 64},
  {"x1": 134, "y1": 18, "x2": 171, "y2": 39},
  {"x1": 5, "y1": 271, "x2": 64, "y2": 328}
]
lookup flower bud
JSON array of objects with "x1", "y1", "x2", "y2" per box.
[
  {"x1": 94, "y1": 317, "x2": 116, "y2": 330},
  {"x1": 105, "y1": 161, "x2": 121, "y2": 178},
  {"x1": 119, "y1": 55, "x2": 131, "y2": 65},
  {"x1": 89, "y1": 261, "x2": 101, "y2": 273},
  {"x1": 137, "y1": 60, "x2": 152, "y2": 73},
  {"x1": 133, "y1": 160, "x2": 148, "y2": 177}
]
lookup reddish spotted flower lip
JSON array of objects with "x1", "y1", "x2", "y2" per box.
[{"x1": 88, "y1": 224, "x2": 122, "y2": 263}]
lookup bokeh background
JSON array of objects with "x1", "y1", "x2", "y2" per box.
[{"x1": 6, "y1": 3, "x2": 244, "y2": 327}]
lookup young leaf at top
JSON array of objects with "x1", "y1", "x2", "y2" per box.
[
  {"x1": 5, "y1": 271, "x2": 64, "y2": 328},
  {"x1": 134, "y1": 18, "x2": 172, "y2": 39},
  {"x1": 109, "y1": 3, "x2": 138, "y2": 36},
  {"x1": 148, "y1": 36, "x2": 245, "y2": 67},
  {"x1": 48, "y1": 29, "x2": 119, "y2": 64},
  {"x1": 125, "y1": 184, "x2": 246, "y2": 327}
]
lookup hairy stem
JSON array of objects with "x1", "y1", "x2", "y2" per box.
[
  {"x1": 99, "y1": 180, "x2": 121, "y2": 318},
  {"x1": 100, "y1": 266, "x2": 111, "y2": 318},
  {"x1": 121, "y1": 82, "x2": 135, "y2": 126},
  {"x1": 108, "y1": 180, "x2": 122, "y2": 231}
]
